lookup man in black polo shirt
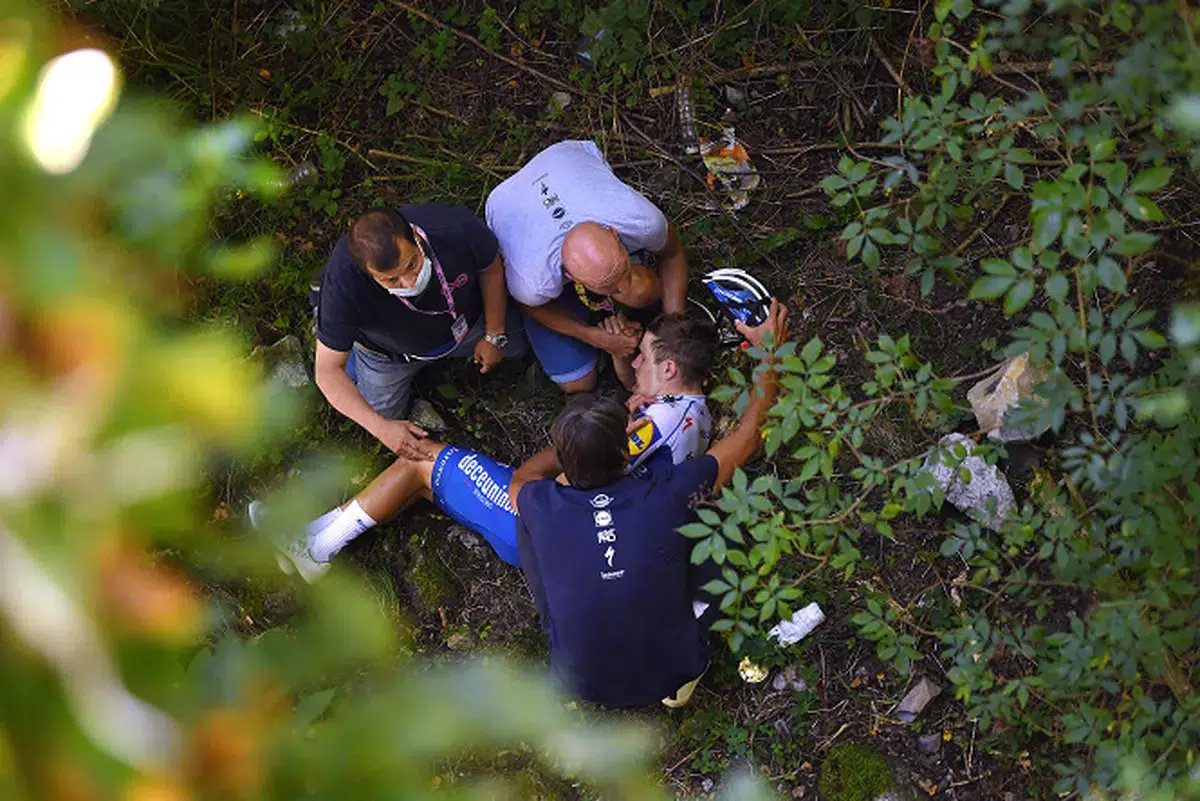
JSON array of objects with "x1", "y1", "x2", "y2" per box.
[
  {"x1": 508, "y1": 300, "x2": 789, "y2": 708},
  {"x1": 314, "y1": 205, "x2": 527, "y2": 459}
]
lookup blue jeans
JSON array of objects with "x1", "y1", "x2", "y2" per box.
[{"x1": 346, "y1": 305, "x2": 528, "y2": 419}]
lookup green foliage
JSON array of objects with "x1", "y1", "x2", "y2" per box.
[
  {"x1": 691, "y1": 0, "x2": 1200, "y2": 796},
  {"x1": 477, "y1": 6, "x2": 503, "y2": 52},
  {"x1": 817, "y1": 743, "x2": 893, "y2": 801},
  {"x1": 380, "y1": 72, "x2": 417, "y2": 117}
]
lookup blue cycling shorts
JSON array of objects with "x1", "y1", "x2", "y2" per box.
[{"x1": 431, "y1": 445, "x2": 520, "y2": 567}]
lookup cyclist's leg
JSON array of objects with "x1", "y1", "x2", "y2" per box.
[{"x1": 429, "y1": 445, "x2": 520, "y2": 567}]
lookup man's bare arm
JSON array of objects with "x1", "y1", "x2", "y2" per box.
[
  {"x1": 314, "y1": 341, "x2": 432, "y2": 459},
  {"x1": 478, "y1": 256, "x2": 508, "y2": 337},
  {"x1": 508, "y1": 447, "x2": 562, "y2": 512},
  {"x1": 706, "y1": 300, "x2": 789, "y2": 490},
  {"x1": 655, "y1": 222, "x2": 689, "y2": 314}
]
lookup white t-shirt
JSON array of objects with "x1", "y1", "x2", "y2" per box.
[
  {"x1": 627, "y1": 394, "x2": 712, "y2": 470},
  {"x1": 485, "y1": 140, "x2": 669, "y2": 307}
]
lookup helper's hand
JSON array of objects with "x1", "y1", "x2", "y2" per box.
[
  {"x1": 592, "y1": 322, "x2": 640, "y2": 358},
  {"x1": 473, "y1": 338, "x2": 503, "y2": 374},
  {"x1": 626, "y1": 393, "x2": 656, "y2": 415},
  {"x1": 600, "y1": 313, "x2": 641, "y2": 338},
  {"x1": 736, "y1": 299, "x2": 791, "y2": 351},
  {"x1": 378, "y1": 419, "x2": 434, "y2": 460}
]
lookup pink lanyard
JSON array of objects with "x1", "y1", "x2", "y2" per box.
[{"x1": 389, "y1": 224, "x2": 458, "y2": 319}]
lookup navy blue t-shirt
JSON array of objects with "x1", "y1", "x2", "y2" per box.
[
  {"x1": 316, "y1": 203, "x2": 498, "y2": 357},
  {"x1": 515, "y1": 450, "x2": 718, "y2": 708}
]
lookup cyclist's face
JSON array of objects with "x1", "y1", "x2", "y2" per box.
[{"x1": 632, "y1": 332, "x2": 664, "y2": 395}]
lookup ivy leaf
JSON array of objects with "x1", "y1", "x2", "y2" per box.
[
  {"x1": 1122, "y1": 195, "x2": 1164, "y2": 222},
  {"x1": 821, "y1": 174, "x2": 849, "y2": 193},
  {"x1": 970, "y1": 274, "x2": 1015, "y2": 300},
  {"x1": 1105, "y1": 160, "x2": 1128, "y2": 195},
  {"x1": 1112, "y1": 232, "x2": 1156, "y2": 256},
  {"x1": 1099, "y1": 331, "x2": 1117, "y2": 365},
  {"x1": 801, "y1": 337, "x2": 823, "y2": 365},
  {"x1": 1134, "y1": 329, "x2": 1168, "y2": 349},
  {"x1": 1089, "y1": 137, "x2": 1116, "y2": 161},
  {"x1": 1044, "y1": 273, "x2": 1069, "y2": 303},
  {"x1": 847, "y1": 234, "x2": 864, "y2": 259},
  {"x1": 1012, "y1": 247, "x2": 1034, "y2": 271},
  {"x1": 1032, "y1": 209, "x2": 1063, "y2": 250},
  {"x1": 862, "y1": 240, "x2": 881, "y2": 268},
  {"x1": 982, "y1": 258, "x2": 1016, "y2": 276},
  {"x1": 1004, "y1": 161, "x2": 1024, "y2": 190},
  {"x1": 1129, "y1": 165, "x2": 1172, "y2": 194},
  {"x1": 1004, "y1": 278, "x2": 1036, "y2": 315}
]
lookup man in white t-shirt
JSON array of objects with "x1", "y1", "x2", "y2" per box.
[
  {"x1": 252, "y1": 313, "x2": 718, "y2": 582},
  {"x1": 485, "y1": 140, "x2": 691, "y2": 393}
]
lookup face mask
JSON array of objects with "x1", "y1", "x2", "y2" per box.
[{"x1": 387, "y1": 253, "x2": 433, "y2": 298}]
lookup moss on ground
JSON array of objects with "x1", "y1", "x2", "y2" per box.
[
  {"x1": 818, "y1": 742, "x2": 893, "y2": 801},
  {"x1": 406, "y1": 539, "x2": 459, "y2": 610}
]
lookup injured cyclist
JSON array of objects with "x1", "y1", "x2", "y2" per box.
[{"x1": 251, "y1": 311, "x2": 758, "y2": 581}]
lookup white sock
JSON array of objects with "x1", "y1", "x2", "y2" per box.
[
  {"x1": 306, "y1": 507, "x2": 342, "y2": 536},
  {"x1": 309, "y1": 500, "x2": 376, "y2": 563}
]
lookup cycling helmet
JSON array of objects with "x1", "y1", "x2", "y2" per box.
[{"x1": 702, "y1": 268, "x2": 772, "y2": 327}]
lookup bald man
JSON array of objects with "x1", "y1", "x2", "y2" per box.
[{"x1": 486, "y1": 140, "x2": 689, "y2": 393}]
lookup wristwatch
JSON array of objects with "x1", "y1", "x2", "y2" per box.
[{"x1": 484, "y1": 332, "x2": 509, "y2": 349}]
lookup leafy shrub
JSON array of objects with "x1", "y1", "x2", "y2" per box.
[{"x1": 697, "y1": 0, "x2": 1200, "y2": 795}]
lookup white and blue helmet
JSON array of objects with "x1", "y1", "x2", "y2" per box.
[{"x1": 702, "y1": 268, "x2": 771, "y2": 327}]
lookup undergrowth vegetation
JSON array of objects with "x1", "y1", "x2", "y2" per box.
[
  {"x1": 21, "y1": 0, "x2": 1200, "y2": 798},
  {"x1": 689, "y1": 0, "x2": 1200, "y2": 795}
]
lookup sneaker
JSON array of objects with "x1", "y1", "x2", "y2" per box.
[{"x1": 248, "y1": 501, "x2": 330, "y2": 584}]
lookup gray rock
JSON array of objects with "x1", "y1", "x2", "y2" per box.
[
  {"x1": 921, "y1": 433, "x2": 1015, "y2": 531},
  {"x1": 448, "y1": 525, "x2": 485, "y2": 554},
  {"x1": 724, "y1": 85, "x2": 747, "y2": 109},
  {"x1": 246, "y1": 335, "x2": 310, "y2": 389},
  {"x1": 409, "y1": 398, "x2": 447, "y2": 432},
  {"x1": 917, "y1": 732, "x2": 942, "y2": 756},
  {"x1": 894, "y1": 677, "x2": 942, "y2": 723},
  {"x1": 771, "y1": 665, "x2": 808, "y2": 693},
  {"x1": 548, "y1": 91, "x2": 572, "y2": 112},
  {"x1": 445, "y1": 631, "x2": 473, "y2": 651}
]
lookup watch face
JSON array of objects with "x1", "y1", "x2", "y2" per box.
[{"x1": 489, "y1": 334, "x2": 508, "y2": 348}]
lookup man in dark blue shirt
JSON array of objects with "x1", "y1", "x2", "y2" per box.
[
  {"x1": 508, "y1": 301, "x2": 789, "y2": 708},
  {"x1": 314, "y1": 205, "x2": 527, "y2": 459}
]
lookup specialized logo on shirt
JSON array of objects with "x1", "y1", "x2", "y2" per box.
[
  {"x1": 627, "y1": 420, "x2": 660, "y2": 457},
  {"x1": 682, "y1": 416, "x2": 694, "y2": 432},
  {"x1": 592, "y1": 497, "x2": 621, "y2": 580}
]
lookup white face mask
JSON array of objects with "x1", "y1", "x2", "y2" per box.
[{"x1": 386, "y1": 253, "x2": 433, "y2": 298}]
